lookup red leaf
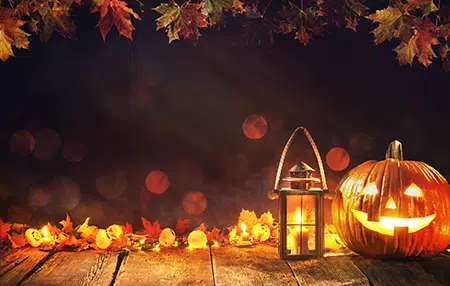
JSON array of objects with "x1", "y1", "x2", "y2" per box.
[
  {"x1": 194, "y1": 223, "x2": 208, "y2": 233},
  {"x1": 122, "y1": 222, "x2": 133, "y2": 234},
  {"x1": 174, "y1": 218, "x2": 190, "y2": 234},
  {"x1": 206, "y1": 226, "x2": 221, "y2": 242},
  {"x1": 0, "y1": 220, "x2": 12, "y2": 240},
  {"x1": 7, "y1": 233, "x2": 28, "y2": 248},
  {"x1": 92, "y1": 0, "x2": 141, "y2": 40},
  {"x1": 141, "y1": 217, "x2": 161, "y2": 240}
]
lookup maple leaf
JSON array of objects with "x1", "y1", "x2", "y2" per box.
[
  {"x1": 153, "y1": 0, "x2": 208, "y2": 43},
  {"x1": 206, "y1": 226, "x2": 221, "y2": 242},
  {"x1": 39, "y1": 1, "x2": 77, "y2": 42},
  {"x1": 91, "y1": 0, "x2": 141, "y2": 40},
  {"x1": 366, "y1": 6, "x2": 405, "y2": 44},
  {"x1": 278, "y1": 2, "x2": 325, "y2": 45},
  {"x1": 60, "y1": 213, "x2": 73, "y2": 233},
  {"x1": 7, "y1": 233, "x2": 28, "y2": 248},
  {"x1": 121, "y1": 222, "x2": 133, "y2": 234},
  {"x1": 76, "y1": 218, "x2": 99, "y2": 242},
  {"x1": 317, "y1": 0, "x2": 369, "y2": 31},
  {"x1": 141, "y1": 217, "x2": 161, "y2": 240},
  {"x1": 109, "y1": 233, "x2": 130, "y2": 250},
  {"x1": 238, "y1": 209, "x2": 258, "y2": 230},
  {"x1": 174, "y1": 218, "x2": 190, "y2": 234},
  {"x1": 236, "y1": 6, "x2": 281, "y2": 46},
  {"x1": 202, "y1": 0, "x2": 244, "y2": 25},
  {"x1": 194, "y1": 223, "x2": 208, "y2": 232},
  {"x1": 258, "y1": 211, "x2": 275, "y2": 227},
  {"x1": 0, "y1": 7, "x2": 30, "y2": 61},
  {"x1": 0, "y1": 220, "x2": 11, "y2": 240},
  {"x1": 405, "y1": 0, "x2": 438, "y2": 16}
]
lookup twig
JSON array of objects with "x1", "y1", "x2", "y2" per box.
[{"x1": 261, "y1": 0, "x2": 274, "y2": 18}]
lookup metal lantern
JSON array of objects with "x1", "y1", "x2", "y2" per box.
[{"x1": 272, "y1": 127, "x2": 328, "y2": 260}]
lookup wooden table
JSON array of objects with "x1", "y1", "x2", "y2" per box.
[{"x1": 1, "y1": 245, "x2": 449, "y2": 286}]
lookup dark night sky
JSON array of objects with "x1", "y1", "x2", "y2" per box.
[{"x1": 0, "y1": 4, "x2": 449, "y2": 228}]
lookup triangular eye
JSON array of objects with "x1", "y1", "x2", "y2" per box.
[
  {"x1": 360, "y1": 182, "x2": 378, "y2": 195},
  {"x1": 404, "y1": 184, "x2": 424, "y2": 197}
]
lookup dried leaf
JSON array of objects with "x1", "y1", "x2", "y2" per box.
[
  {"x1": 317, "y1": 0, "x2": 369, "y2": 29},
  {"x1": 0, "y1": 220, "x2": 11, "y2": 240},
  {"x1": 0, "y1": 8, "x2": 30, "y2": 61},
  {"x1": 194, "y1": 223, "x2": 208, "y2": 232},
  {"x1": 153, "y1": 0, "x2": 208, "y2": 43},
  {"x1": 238, "y1": 209, "x2": 258, "y2": 230},
  {"x1": 141, "y1": 217, "x2": 161, "y2": 240},
  {"x1": 258, "y1": 211, "x2": 275, "y2": 227},
  {"x1": 206, "y1": 226, "x2": 220, "y2": 242},
  {"x1": 122, "y1": 222, "x2": 133, "y2": 234},
  {"x1": 91, "y1": 0, "x2": 141, "y2": 40},
  {"x1": 7, "y1": 233, "x2": 28, "y2": 248},
  {"x1": 60, "y1": 213, "x2": 73, "y2": 233},
  {"x1": 109, "y1": 233, "x2": 130, "y2": 250},
  {"x1": 367, "y1": 6, "x2": 404, "y2": 44},
  {"x1": 394, "y1": 37, "x2": 416, "y2": 65},
  {"x1": 76, "y1": 218, "x2": 98, "y2": 242},
  {"x1": 202, "y1": 0, "x2": 234, "y2": 25},
  {"x1": 174, "y1": 218, "x2": 190, "y2": 234}
]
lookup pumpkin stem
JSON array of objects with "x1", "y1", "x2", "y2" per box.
[{"x1": 385, "y1": 140, "x2": 403, "y2": 161}]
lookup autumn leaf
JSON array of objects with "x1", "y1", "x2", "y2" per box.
[
  {"x1": 278, "y1": 2, "x2": 325, "y2": 45},
  {"x1": 0, "y1": 7, "x2": 30, "y2": 61},
  {"x1": 141, "y1": 217, "x2": 161, "y2": 240},
  {"x1": 110, "y1": 233, "x2": 130, "y2": 250},
  {"x1": 367, "y1": 6, "x2": 404, "y2": 44},
  {"x1": 174, "y1": 218, "x2": 190, "y2": 234},
  {"x1": 405, "y1": 0, "x2": 438, "y2": 16},
  {"x1": 153, "y1": 0, "x2": 208, "y2": 43},
  {"x1": 194, "y1": 223, "x2": 208, "y2": 232},
  {"x1": 238, "y1": 209, "x2": 258, "y2": 230},
  {"x1": 39, "y1": 1, "x2": 77, "y2": 42},
  {"x1": 0, "y1": 220, "x2": 12, "y2": 240},
  {"x1": 258, "y1": 211, "x2": 275, "y2": 227},
  {"x1": 122, "y1": 222, "x2": 133, "y2": 234},
  {"x1": 202, "y1": 0, "x2": 244, "y2": 25},
  {"x1": 206, "y1": 226, "x2": 221, "y2": 242},
  {"x1": 76, "y1": 217, "x2": 98, "y2": 242},
  {"x1": 60, "y1": 213, "x2": 73, "y2": 233},
  {"x1": 91, "y1": 0, "x2": 141, "y2": 40},
  {"x1": 317, "y1": 0, "x2": 369, "y2": 30},
  {"x1": 7, "y1": 233, "x2": 28, "y2": 248}
]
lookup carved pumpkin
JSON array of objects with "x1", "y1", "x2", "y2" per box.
[
  {"x1": 159, "y1": 228, "x2": 176, "y2": 247},
  {"x1": 251, "y1": 223, "x2": 270, "y2": 242},
  {"x1": 332, "y1": 140, "x2": 450, "y2": 259},
  {"x1": 96, "y1": 229, "x2": 112, "y2": 249},
  {"x1": 106, "y1": 224, "x2": 123, "y2": 239},
  {"x1": 25, "y1": 228, "x2": 43, "y2": 247}
]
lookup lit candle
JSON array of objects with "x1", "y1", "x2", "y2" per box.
[
  {"x1": 240, "y1": 223, "x2": 250, "y2": 241},
  {"x1": 40, "y1": 225, "x2": 55, "y2": 251},
  {"x1": 287, "y1": 208, "x2": 309, "y2": 255}
]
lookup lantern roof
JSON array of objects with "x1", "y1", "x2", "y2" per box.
[{"x1": 289, "y1": 161, "x2": 315, "y2": 173}]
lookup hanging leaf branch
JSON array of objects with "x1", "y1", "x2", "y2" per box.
[{"x1": 0, "y1": 0, "x2": 449, "y2": 69}]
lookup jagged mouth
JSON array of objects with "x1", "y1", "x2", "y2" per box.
[{"x1": 351, "y1": 209, "x2": 436, "y2": 236}]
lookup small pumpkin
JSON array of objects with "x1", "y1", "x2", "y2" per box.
[
  {"x1": 188, "y1": 230, "x2": 207, "y2": 249},
  {"x1": 96, "y1": 229, "x2": 112, "y2": 249},
  {"x1": 106, "y1": 224, "x2": 123, "y2": 239},
  {"x1": 332, "y1": 140, "x2": 450, "y2": 258},
  {"x1": 159, "y1": 228, "x2": 176, "y2": 247},
  {"x1": 251, "y1": 223, "x2": 270, "y2": 242},
  {"x1": 25, "y1": 228, "x2": 43, "y2": 247}
]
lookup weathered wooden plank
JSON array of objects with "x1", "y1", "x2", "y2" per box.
[
  {"x1": 115, "y1": 248, "x2": 213, "y2": 286},
  {"x1": 0, "y1": 247, "x2": 51, "y2": 286},
  {"x1": 21, "y1": 250, "x2": 120, "y2": 286},
  {"x1": 351, "y1": 256, "x2": 442, "y2": 286},
  {"x1": 419, "y1": 254, "x2": 450, "y2": 286},
  {"x1": 288, "y1": 255, "x2": 370, "y2": 286},
  {"x1": 212, "y1": 244, "x2": 297, "y2": 286}
]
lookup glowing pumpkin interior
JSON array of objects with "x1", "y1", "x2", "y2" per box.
[{"x1": 351, "y1": 182, "x2": 436, "y2": 236}]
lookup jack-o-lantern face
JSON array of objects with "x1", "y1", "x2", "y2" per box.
[{"x1": 332, "y1": 141, "x2": 450, "y2": 259}]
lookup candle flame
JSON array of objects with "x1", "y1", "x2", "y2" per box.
[
  {"x1": 42, "y1": 225, "x2": 48, "y2": 238},
  {"x1": 241, "y1": 222, "x2": 247, "y2": 233},
  {"x1": 173, "y1": 241, "x2": 179, "y2": 247},
  {"x1": 296, "y1": 207, "x2": 301, "y2": 224}
]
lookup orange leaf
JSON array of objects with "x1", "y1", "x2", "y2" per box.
[
  {"x1": 7, "y1": 233, "x2": 28, "y2": 248},
  {"x1": 122, "y1": 222, "x2": 133, "y2": 234},
  {"x1": 0, "y1": 219, "x2": 12, "y2": 240},
  {"x1": 59, "y1": 214, "x2": 73, "y2": 233},
  {"x1": 141, "y1": 217, "x2": 161, "y2": 240},
  {"x1": 91, "y1": 0, "x2": 141, "y2": 40},
  {"x1": 194, "y1": 223, "x2": 208, "y2": 233},
  {"x1": 174, "y1": 218, "x2": 190, "y2": 234},
  {"x1": 206, "y1": 226, "x2": 220, "y2": 242}
]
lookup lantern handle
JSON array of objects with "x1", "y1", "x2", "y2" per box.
[{"x1": 273, "y1": 126, "x2": 328, "y2": 191}]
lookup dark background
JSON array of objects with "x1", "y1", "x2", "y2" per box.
[{"x1": 0, "y1": 3, "x2": 449, "y2": 230}]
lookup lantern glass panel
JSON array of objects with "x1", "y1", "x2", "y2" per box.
[{"x1": 285, "y1": 194, "x2": 317, "y2": 257}]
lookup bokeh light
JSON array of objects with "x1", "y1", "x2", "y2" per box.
[
  {"x1": 51, "y1": 177, "x2": 81, "y2": 212},
  {"x1": 182, "y1": 191, "x2": 207, "y2": 216},
  {"x1": 28, "y1": 186, "x2": 52, "y2": 208},
  {"x1": 242, "y1": 115, "x2": 268, "y2": 139},
  {"x1": 145, "y1": 170, "x2": 169, "y2": 194},
  {"x1": 326, "y1": 147, "x2": 350, "y2": 171},
  {"x1": 62, "y1": 140, "x2": 88, "y2": 163},
  {"x1": 70, "y1": 200, "x2": 105, "y2": 226},
  {"x1": 9, "y1": 130, "x2": 35, "y2": 156},
  {"x1": 96, "y1": 169, "x2": 127, "y2": 199},
  {"x1": 33, "y1": 128, "x2": 61, "y2": 160}
]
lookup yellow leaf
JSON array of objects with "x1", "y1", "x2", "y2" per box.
[
  {"x1": 0, "y1": 30, "x2": 14, "y2": 61},
  {"x1": 238, "y1": 209, "x2": 258, "y2": 230},
  {"x1": 76, "y1": 218, "x2": 98, "y2": 242},
  {"x1": 258, "y1": 211, "x2": 275, "y2": 227}
]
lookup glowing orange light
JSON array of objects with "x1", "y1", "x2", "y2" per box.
[
  {"x1": 404, "y1": 184, "x2": 424, "y2": 197},
  {"x1": 242, "y1": 115, "x2": 268, "y2": 139},
  {"x1": 182, "y1": 191, "x2": 207, "y2": 216},
  {"x1": 241, "y1": 222, "x2": 247, "y2": 233},
  {"x1": 42, "y1": 225, "x2": 48, "y2": 238},
  {"x1": 145, "y1": 170, "x2": 169, "y2": 195},
  {"x1": 296, "y1": 207, "x2": 301, "y2": 224},
  {"x1": 385, "y1": 197, "x2": 397, "y2": 209},
  {"x1": 360, "y1": 182, "x2": 378, "y2": 195},
  {"x1": 326, "y1": 147, "x2": 350, "y2": 171},
  {"x1": 188, "y1": 245, "x2": 193, "y2": 251},
  {"x1": 213, "y1": 241, "x2": 219, "y2": 247},
  {"x1": 173, "y1": 241, "x2": 178, "y2": 247}
]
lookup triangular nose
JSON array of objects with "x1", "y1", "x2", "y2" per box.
[{"x1": 385, "y1": 197, "x2": 397, "y2": 209}]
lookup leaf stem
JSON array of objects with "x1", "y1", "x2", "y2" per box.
[{"x1": 261, "y1": 0, "x2": 274, "y2": 18}]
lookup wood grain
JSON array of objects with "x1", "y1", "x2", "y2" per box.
[
  {"x1": 419, "y1": 254, "x2": 450, "y2": 286},
  {"x1": 115, "y1": 248, "x2": 213, "y2": 286},
  {"x1": 0, "y1": 248, "x2": 51, "y2": 286},
  {"x1": 351, "y1": 256, "x2": 442, "y2": 286},
  {"x1": 21, "y1": 250, "x2": 120, "y2": 286},
  {"x1": 288, "y1": 255, "x2": 370, "y2": 285},
  {"x1": 211, "y1": 244, "x2": 297, "y2": 286}
]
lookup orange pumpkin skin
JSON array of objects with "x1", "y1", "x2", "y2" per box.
[{"x1": 332, "y1": 141, "x2": 450, "y2": 259}]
